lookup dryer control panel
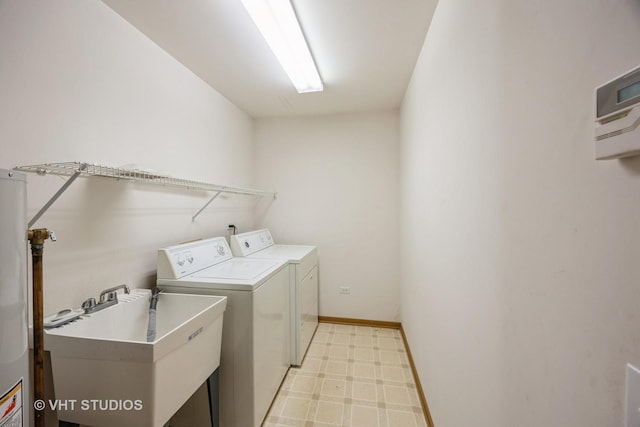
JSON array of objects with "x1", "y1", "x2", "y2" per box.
[
  {"x1": 157, "y1": 237, "x2": 232, "y2": 279},
  {"x1": 230, "y1": 229, "x2": 274, "y2": 257}
]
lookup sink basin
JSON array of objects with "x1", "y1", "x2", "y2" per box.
[{"x1": 44, "y1": 289, "x2": 226, "y2": 427}]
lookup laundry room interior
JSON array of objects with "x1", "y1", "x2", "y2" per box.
[{"x1": 1, "y1": 0, "x2": 640, "y2": 426}]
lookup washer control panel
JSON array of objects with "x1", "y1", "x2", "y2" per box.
[
  {"x1": 157, "y1": 237, "x2": 232, "y2": 279},
  {"x1": 230, "y1": 229, "x2": 274, "y2": 257}
]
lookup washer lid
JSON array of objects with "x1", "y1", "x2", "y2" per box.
[{"x1": 192, "y1": 258, "x2": 281, "y2": 280}]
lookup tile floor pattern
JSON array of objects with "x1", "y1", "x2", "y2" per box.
[{"x1": 264, "y1": 322, "x2": 427, "y2": 427}]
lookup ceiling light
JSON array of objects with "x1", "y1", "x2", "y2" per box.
[{"x1": 241, "y1": 0, "x2": 323, "y2": 93}]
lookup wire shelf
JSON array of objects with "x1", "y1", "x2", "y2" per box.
[
  {"x1": 15, "y1": 161, "x2": 274, "y2": 197},
  {"x1": 15, "y1": 161, "x2": 276, "y2": 226}
]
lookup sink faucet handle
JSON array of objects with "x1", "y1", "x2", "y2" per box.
[{"x1": 81, "y1": 297, "x2": 97, "y2": 311}]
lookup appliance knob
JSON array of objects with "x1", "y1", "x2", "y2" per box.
[
  {"x1": 217, "y1": 245, "x2": 225, "y2": 255},
  {"x1": 244, "y1": 241, "x2": 250, "y2": 248},
  {"x1": 187, "y1": 256, "x2": 194, "y2": 263}
]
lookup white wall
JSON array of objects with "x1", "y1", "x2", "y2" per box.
[
  {"x1": 401, "y1": 0, "x2": 640, "y2": 426},
  {"x1": 0, "y1": 0, "x2": 256, "y2": 314},
  {"x1": 254, "y1": 112, "x2": 401, "y2": 321}
]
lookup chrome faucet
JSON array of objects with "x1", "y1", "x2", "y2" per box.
[
  {"x1": 82, "y1": 284, "x2": 130, "y2": 314},
  {"x1": 99, "y1": 284, "x2": 130, "y2": 303}
]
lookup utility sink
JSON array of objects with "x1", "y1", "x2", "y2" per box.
[{"x1": 44, "y1": 289, "x2": 226, "y2": 427}]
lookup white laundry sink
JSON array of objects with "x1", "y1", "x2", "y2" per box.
[{"x1": 44, "y1": 289, "x2": 226, "y2": 427}]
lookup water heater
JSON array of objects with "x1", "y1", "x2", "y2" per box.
[
  {"x1": 594, "y1": 65, "x2": 640, "y2": 159},
  {"x1": 0, "y1": 168, "x2": 29, "y2": 427}
]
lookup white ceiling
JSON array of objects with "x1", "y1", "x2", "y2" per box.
[{"x1": 100, "y1": 0, "x2": 436, "y2": 118}]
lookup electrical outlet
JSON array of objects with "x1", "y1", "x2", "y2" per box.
[
  {"x1": 626, "y1": 364, "x2": 640, "y2": 427},
  {"x1": 339, "y1": 286, "x2": 351, "y2": 295}
]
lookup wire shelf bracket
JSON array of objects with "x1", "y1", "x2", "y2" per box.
[{"x1": 14, "y1": 161, "x2": 277, "y2": 226}]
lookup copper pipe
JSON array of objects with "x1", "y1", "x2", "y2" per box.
[{"x1": 28, "y1": 228, "x2": 51, "y2": 427}]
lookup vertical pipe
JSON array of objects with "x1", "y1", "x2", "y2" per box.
[{"x1": 28, "y1": 228, "x2": 50, "y2": 427}]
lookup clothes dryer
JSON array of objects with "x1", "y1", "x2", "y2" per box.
[
  {"x1": 157, "y1": 237, "x2": 289, "y2": 427},
  {"x1": 230, "y1": 229, "x2": 317, "y2": 366}
]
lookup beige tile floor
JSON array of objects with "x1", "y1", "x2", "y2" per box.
[{"x1": 264, "y1": 322, "x2": 427, "y2": 427}]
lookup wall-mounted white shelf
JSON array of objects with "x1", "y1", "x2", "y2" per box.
[{"x1": 15, "y1": 161, "x2": 276, "y2": 226}]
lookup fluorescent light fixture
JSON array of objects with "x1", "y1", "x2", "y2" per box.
[{"x1": 241, "y1": 0, "x2": 323, "y2": 93}]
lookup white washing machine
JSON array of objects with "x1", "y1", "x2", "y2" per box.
[
  {"x1": 230, "y1": 229, "x2": 318, "y2": 366},
  {"x1": 156, "y1": 237, "x2": 289, "y2": 427}
]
